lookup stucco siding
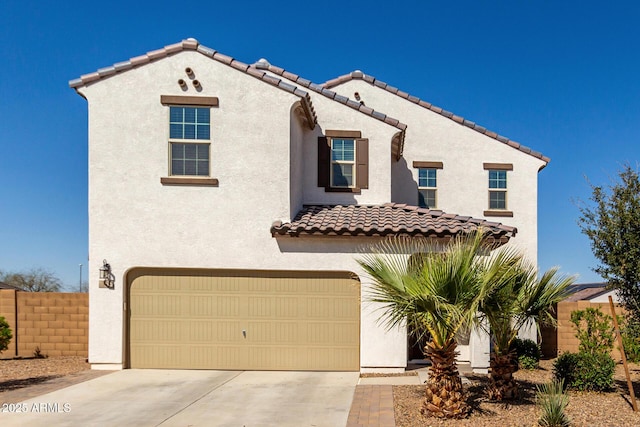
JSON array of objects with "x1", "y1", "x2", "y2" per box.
[
  {"x1": 300, "y1": 95, "x2": 398, "y2": 206},
  {"x1": 78, "y1": 52, "x2": 406, "y2": 368},
  {"x1": 329, "y1": 79, "x2": 545, "y2": 265}
]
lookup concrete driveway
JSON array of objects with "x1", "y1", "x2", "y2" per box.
[{"x1": 0, "y1": 370, "x2": 359, "y2": 427}]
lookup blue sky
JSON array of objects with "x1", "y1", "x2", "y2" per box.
[{"x1": 1, "y1": 1, "x2": 638, "y2": 290}]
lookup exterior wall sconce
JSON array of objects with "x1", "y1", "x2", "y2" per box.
[{"x1": 99, "y1": 259, "x2": 115, "y2": 289}]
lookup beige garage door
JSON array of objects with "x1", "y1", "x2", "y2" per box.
[{"x1": 128, "y1": 269, "x2": 360, "y2": 371}]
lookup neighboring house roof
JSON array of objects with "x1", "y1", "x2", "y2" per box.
[
  {"x1": 564, "y1": 282, "x2": 609, "y2": 302},
  {"x1": 322, "y1": 71, "x2": 550, "y2": 166},
  {"x1": 271, "y1": 203, "x2": 516, "y2": 242},
  {"x1": 69, "y1": 39, "x2": 318, "y2": 129},
  {"x1": 0, "y1": 281, "x2": 22, "y2": 290},
  {"x1": 252, "y1": 60, "x2": 406, "y2": 159}
]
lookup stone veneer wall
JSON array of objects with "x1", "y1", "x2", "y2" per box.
[{"x1": 0, "y1": 289, "x2": 88, "y2": 358}]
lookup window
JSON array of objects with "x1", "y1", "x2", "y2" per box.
[
  {"x1": 483, "y1": 163, "x2": 513, "y2": 216},
  {"x1": 488, "y1": 170, "x2": 507, "y2": 209},
  {"x1": 331, "y1": 138, "x2": 355, "y2": 187},
  {"x1": 418, "y1": 168, "x2": 437, "y2": 208},
  {"x1": 412, "y1": 161, "x2": 443, "y2": 209},
  {"x1": 318, "y1": 131, "x2": 368, "y2": 191},
  {"x1": 169, "y1": 106, "x2": 210, "y2": 176}
]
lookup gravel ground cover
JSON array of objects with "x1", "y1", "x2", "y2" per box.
[
  {"x1": 394, "y1": 359, "x2": 640, "y2": 427},
  {"x1": 0, "y1": 356, "x2": 89, "y2": 393}
]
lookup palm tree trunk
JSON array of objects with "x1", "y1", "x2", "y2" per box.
[
  {"x1": 421, "y1": 339, "x2": 469, "y2": 418},
  {"x1": 487, "y1": 350, "x2": 519, "y2": 400}
]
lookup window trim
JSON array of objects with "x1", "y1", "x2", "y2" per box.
[
  {"x1": 318, "y1": 131, "x2": 368, "y2": 192},
  {"x1": 413, "y1": 161, "x2": 443, "y2": 169},
  {"x1": 330, "y1": 138, "x2": 356, "y2": 189},
  {"x1": 417, "y1": 168, "x2": 438, "y2": 209},
  {"x1": 160, "y1": 96, "x2": 219, "y2": 186},
  {"x1": 485, "y1": 166, "x2": 513, "y2": 216},
  {"x1": 161, "y1": 95, "x2": 219, "y2": 107},
  {"x1": 413, "y1": 161, "x2": 443, "y2": 209}
]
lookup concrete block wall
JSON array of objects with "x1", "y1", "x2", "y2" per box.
[
  {"x1": 0, "y1": 289, "x2": 18, "y2": 357},
  {"x1": 556, "y1": 301, "x2": 626, "y2": 357},
  {"x1": 0, "y1": 290, "x2": 88, "y2": 358}
]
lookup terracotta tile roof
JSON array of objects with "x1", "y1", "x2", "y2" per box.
[
  {"x1": 252, "y1": 60, "x2": 406, "y2": 159},
  {"x1": 322, "y1": 71, "x2": 550, "y2": 166},
  {"x1": 69, "y1": 39, "x2": 318, "y2": 129},
  {"x1": 271, "y1": 204, "x2": 516, "y2": 242}
]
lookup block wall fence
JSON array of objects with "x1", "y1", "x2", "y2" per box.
[
  {"x1": 0, "y1": 289, "x2": 88, "y2": 358},
  {"x1": 541, "y1": 300, "x2": 627, "y2": 358}
]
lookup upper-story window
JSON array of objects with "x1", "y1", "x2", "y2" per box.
[
  {"x1": 160, "y1": 95, "x2": 219, "y2": 186},
  {"x1": 483, "y1": 163, "x2": 513, "y2": 217},
  {"x1": 331, "y1": 138, "x2": 355, "y2": 187},
  {"x1": 169, "y1": 106, "x2": 210, "y2": 176},
  {"x1": 488, "y1": 170, "x2": 507, "y2": 209},
  {"x1": 418, "y1": 168, "x2": 437, "y2": 208},
  {"x1": 318, "y1": 130, "x2": 368, "y2": 192},
  {"x1": 412, "y1": 161, "x2": 443, "y2": 209}
]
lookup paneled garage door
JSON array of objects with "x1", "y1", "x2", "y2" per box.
[{"x1": 128, "y1": 269, "x2": 360, "y2": 371}]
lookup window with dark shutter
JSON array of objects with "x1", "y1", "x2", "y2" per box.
[
  {"x1": 317, "y1": 136, "x2": 330, "y2": 187},
  {"x1": 318, "y1": 131, "x2": 367, "y2": 192},
  {"x1": 355, "y1": 138, "x2": 368, "y2": 189}
]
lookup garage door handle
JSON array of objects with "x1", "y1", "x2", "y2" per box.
[{"x1": 242, "y1": 329, "x2": 246, "y2": 338}]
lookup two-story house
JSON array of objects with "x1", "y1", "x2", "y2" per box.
[{"x1": 70, "y1": 39, "x2": 548, "y2": 373}]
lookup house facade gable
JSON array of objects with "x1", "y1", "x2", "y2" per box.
[{"x1": 71, "y1": 40, "x2": 544, "y2": 373}]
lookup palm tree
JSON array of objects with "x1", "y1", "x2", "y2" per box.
[
  {"x1": 479, "y1": 263, "x2": 575, "y2": 400},
  {"x1": 358, "y1": 231, "x2": 517, "y2": 418}
]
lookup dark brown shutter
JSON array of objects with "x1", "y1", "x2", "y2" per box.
[
  {"x1": 356, "y1": 138, "x2": 369, "y2": 189},
  {"x1": 318, "y1": 136, "x2": 330, "y2": 187}
]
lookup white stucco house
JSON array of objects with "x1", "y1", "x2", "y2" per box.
[{"x1": 70, "y1": 38, "x2": 549, "y2": 372}]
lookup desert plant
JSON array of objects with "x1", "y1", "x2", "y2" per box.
[
  {"x1": 512, "y1": 337, "x2": 541, "y2": 370},
  {"x1": 554, "y1": 351, "x2": 615, "y2": 391},
  {"x1": 359, "y1": 231, "x2": 512, "y2": 418},
  {"x1": 553, "y1": 352, "x2": 578, "y2": 388},
  {"x1": 33, "y1": 346, "x2": 48, "y2": 359},
  {"x1": 570, "y1": 307, "x2": 615, "y2": 355},
  {"x1": 620, "y1": 317, "x2": 640, "y2": 363},
  {"x1": 0, "y1": 316, "x2": 12, "y2": 353},
  {"x1": 480, "y1": 266, "x2": 574, "y2": 400},
  {"x1": 536, "y1": 379, "x2": 570, "y2": 427}
]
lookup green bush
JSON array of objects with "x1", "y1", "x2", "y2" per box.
[
  {"x1": 0, "y1": 316, "x2": 12, "y2": 353},
  {"x1": 570, "y1": 307, "x2": 615, "y2": 355},
  {"x1": 553, "y1": 352, "x2": 578, "y2": 388},
  {"x1": 512, "y1": 337, "x2": 541, "y2": 370},
  {"x1": 553, "y1": 351, "x2": 615, "y2": 391},
  {"x1": 536, "y1": 379, "x2": 570, "y2": 427},
  {"x1": 620, "y1": 318, "x2": 640, "y2": 363}
]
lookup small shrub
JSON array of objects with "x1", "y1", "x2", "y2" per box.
[
  {"x1": 553, "y1": 352, "x2": 578, "y2": 388},
  {"x1": 0, "y1": 316, "x2": 12, "y2": 353},
  {"x1": 33, "y1": 346, "x2": 48, "y2": 359},
  {"x1": 512, "y1": 338, "x2": 541, "y2": 369},
  {"x1": 620, "y1": 318, "x2": 640, "y2": 363},
  {"x1": 536, "y1": 379, "x2": 570, "y2": 427},
  {"x1": 554, "y1": 351, "x2": 615, "y2": 391},
  {"x1": 570, "y1": 307, "x2": 615, "y2": 355}
]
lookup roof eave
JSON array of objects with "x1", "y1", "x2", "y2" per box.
[{"x1": 323, "y1": 71, "x2": 550, "y2": 165}]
